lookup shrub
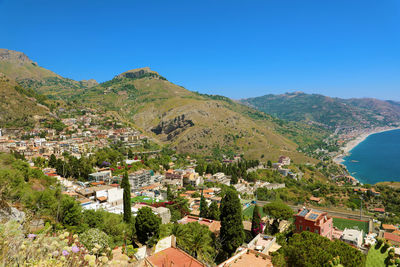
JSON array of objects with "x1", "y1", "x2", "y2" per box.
[
  {"x1": 79, "y1": 228, "x2": 111, "y2": 256},
  {"x1": 0, "y1": 220, "x2": 128, "y2": 266}
]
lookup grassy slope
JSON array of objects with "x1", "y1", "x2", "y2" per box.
[
  {"x1": 366, "y1": 246, "x2": 388, "y2": 267},
  {"x1": 75, "y1": 75, "x2": 315, "y2": 162},
  {"x1": 0, "y1": 49, "x2": 89, "y2": 98},
  {"x1": 0, "y1": 73, "x2": 50, "y2": 128}
]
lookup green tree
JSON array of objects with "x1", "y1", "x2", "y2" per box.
[
  {"x1": 59, "y1": 196, "x2": 82, "y2": 226},
  {"x1": 199, "y1": 192, "x2": 209, "y2": 218},
  {"x1": 263, "y1": 202, "x2": 293, "y2": 221},
  {"x1": 208, "y1": 201, "x2": 220, "y2": 220},
  {"x1": 276, "y1": 231, "x2": 365, "y2": 267},
  {"x1": 167, "y1": 185, "x2": 174, "y2": 201},
  {"x1": 135, "y1": 207, "x2": 161, "y2": 245},
  {"x1": 121, "y1": 170, "x2": 131, "y2": 223},
  {"x1": 230, "y1": 172, "x2": 238, "y2": 185},
  {"x1": 220, "y1": 189, "x2": 244, "y2": 258},
  {"x1": 177, "y1": 222, "x2": 216, "y2": 264},
  {"x1": 267, "y1": 160, "x2": 272, "y2": 168},
  {"x1": 128, "y1": 149, "x2": 133, "y2": 159},
  {"x1": 251, "y1": 205, "x2": 262, "y2": 237},
  {"x1": 48, "y1": 154, "x2": 57, "y2": 168}
]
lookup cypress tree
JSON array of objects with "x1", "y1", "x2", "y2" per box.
[
  {"x1": 199, "y1": 189, "x2": 208, "y2": 218},
  {"x1": 230, "y1": 172, "x2": 238, "y2": 185},
  {"x1": 49, "y1": 154, "x2": 57, "y2": 168},
  {"x1": 251, "y1": 205, "x2": 262, "y2": 237},
  {"x1": 121, "y1": 170, "x2": 131, "y2": 222},
  {"x1": 220, "y1": 189, "x2": 244, "y2": 257},
  {"x1": 208, "y1": 201, "x2": 220, "y2": 220}
]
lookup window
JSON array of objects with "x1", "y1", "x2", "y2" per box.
[
  {"x1": 300, "y1": 225, "x2": 303, "y2": 231},
  {"x1": 314, "y1": 229, "x2": 319, "y2": 234},
  {"x1": 306, "y1": 226, "x2": 310, "y2": 231}
]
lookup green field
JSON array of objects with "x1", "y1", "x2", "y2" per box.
[
  {"x1": 131, "y1": 196, "x2": 155, "y2": 204},
  {"x1": 366, "y1": 246, "x2": 388, "y2": 267},
  {"x1": 243, "y1": 205, "x2": 267, "y2": 218},
  {"x1": 332, "y1": 217, "x2": 369, "y2": 233}
]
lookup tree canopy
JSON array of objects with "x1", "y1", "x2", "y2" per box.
[
  {"x1": 263, "y1": 202, "x2": 294, "y2": 221},
  {"x1": 135, "y1": 207, "x2": 161, "y2": 245},
  {"x1": 273, "y1": 231, "x2": 365, "y2": 267}
]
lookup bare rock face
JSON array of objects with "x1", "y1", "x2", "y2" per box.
[
  {"x1": 0, "y1": 200, "x2": 25, "y2": 223},
  {"x1": 0, "y1": 49, "x2": 31, "y2": 65},
  {"x1": 116, "y1": 67, "x2": 165, "y2": 80},
  {"x1": 80, "y1": 79, "x2": 99, "y2": 87},
  {"x1": 151, "y1": 114, "x2": 194, "y2": 140}
]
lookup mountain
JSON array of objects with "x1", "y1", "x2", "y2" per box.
[
  {"x1": 73, "y1": 68, "x2": 317, "y2": 161},
  {"x1": 0, "y1": 73, "x2": 51, "y2": 128},
  {"x1": 241, "y1": 92, "x2": 400, "y2": 130},
  {"x1": 0, "y1": 49, "x2": 97, "y2": 98},
  {"x1": 0, "y1": 49, "x2": 322, "y2": 161}
]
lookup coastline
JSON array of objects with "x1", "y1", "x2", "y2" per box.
[{"x1": 333, "y1": 126, "x2": 400, "y2": 165}]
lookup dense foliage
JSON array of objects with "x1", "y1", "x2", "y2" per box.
[
  {"x1": 219, "y1": 189, "x2": 244, "y2": 258},
  {"x1": 272, "y1": 231, "x2": 366, "y2": 267}
]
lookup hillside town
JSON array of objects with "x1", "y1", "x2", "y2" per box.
[{"x1": 2, "y1": 116, "x2": 400, "y2": 267}]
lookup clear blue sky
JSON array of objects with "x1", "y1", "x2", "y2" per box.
[{"x1": 1, "y1": 0, "x2": 399, "y2": 100}]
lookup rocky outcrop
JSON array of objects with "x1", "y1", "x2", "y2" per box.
[
  {"x1": 0, "y1": 49, "x2": 31, "y2": 65},
  {"x1": 80, "y1": 79, "x2": 98, "y2": 87},
  {"x1": 0, "y1": 200, "x2": 25, "y2": 223},
  {"x1": 151, "y1": 115, "x2": 194, "y2": 140}
]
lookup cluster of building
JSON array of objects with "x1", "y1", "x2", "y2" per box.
[{"x1": 0, "y1": 113, "x2": 146, "y2": 160}]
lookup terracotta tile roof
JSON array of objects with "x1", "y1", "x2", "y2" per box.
[
  {"x1": 97, "y1": 196, "x2": 107, "y2": 202},
  {"x1": 218, "y1": 249, "x2": 272, "y2": 267},
  {"x1": 384, "y1": 232, "x2": 400, "y2": 243},
  {"x1": 392, "y1": 230, "x2": 400, "y2": 236},
  {"x1": 374, "y1": 208, "x2": 385, "y2": 213},
  {"x1": 146, "y1": 247, "x2": 204, "y2": 267},
  {"x1": 179, "y1": 216, "x2": 221, "y2": 234},
  {"x1": 382, "y1": 224, "x2": 397, "y2": 231},
  {"x1": 310, "y1": 196, "x2": 321, "y2": 202}
]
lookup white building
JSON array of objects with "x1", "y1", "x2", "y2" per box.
[{"x1": 341, "y1": 228, "x2": 364, "y2": 248}]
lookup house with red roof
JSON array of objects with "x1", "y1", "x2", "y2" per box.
[
  {"x1": 144, "y1": 247, "x2": 205, "y2": 267},
  {"x1": 384, "y1": 232, "x2": 400, "y2": 246},
  {"x1": 294, "y1": 208, "x2": 333, "y2": 240}
]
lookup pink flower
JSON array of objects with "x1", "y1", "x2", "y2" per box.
[
  {"x1": 28, "y1": 234, "x2": 37, "y2": 239},
  {"x1": 62, "y1": 250, "x2": 69, "y2": 256},
  {"x1": 72, "y1": 246, "x2": 80, "y2": 253}
]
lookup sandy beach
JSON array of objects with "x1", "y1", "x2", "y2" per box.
[{"x1": 333, "y1": 126, "x2": 400, "y2": 164}]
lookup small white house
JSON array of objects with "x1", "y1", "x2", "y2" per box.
[{"x1": 341, "y1": 228, "x2": 364, "y2": 248}]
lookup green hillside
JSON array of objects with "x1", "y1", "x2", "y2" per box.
[
  {"x1": 241, "y1": 92, "x2": 400, "y2": 129},
  {"x1": 0, "y1": 49, "x2": 97, "y2": 98},
  {"x1": 70, "y1": 68, "x2": 316, "y2": 161},
  {"x1": 0, "y1": 73, "x2": 51, "y2": 128},
  {"x1": 0, "y1": 49, "x2": 328, "y2": 162}
]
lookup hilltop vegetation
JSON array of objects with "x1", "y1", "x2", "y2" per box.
[
  {"x1": 0, "y1": 73, "x2": 51, "y2": 128},
  {"x1": 241, "y1": 92, "x2": 400, "y2": 129}
]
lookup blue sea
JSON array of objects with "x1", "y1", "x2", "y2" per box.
[{"x1": 343, "y1": 129, "x2": 400, "y2": 184}]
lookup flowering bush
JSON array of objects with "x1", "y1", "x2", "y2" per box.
[
  {"x1": 0, "y1": 221, "x2": 128, "y2": 266},
  {"x1": 79, "y1": 228, "x2": 111, "y2": 257}
]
